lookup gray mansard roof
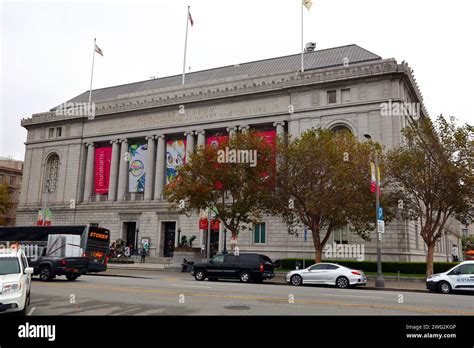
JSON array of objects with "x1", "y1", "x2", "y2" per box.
[{"x1": 67, "y1": 44, "x2": 381, "y2": 104}]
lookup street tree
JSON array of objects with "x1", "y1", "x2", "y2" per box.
[
  {"x1": 265, "y1": 128, "x2": 394, "y2": 263},
  {"x1": 165, "y1": 130, "x2": 275, "y2": 243},
  {"x1": 0, "y1": 183, "x2": 10, "y2": 226},
  {"x1": 386, "y1": 115, "x2": 474, "y2": 276}
]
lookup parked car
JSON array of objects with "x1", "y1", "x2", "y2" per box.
[
  {"x1": 426, "y1": 260, "x2": 474, "y2": 294},
  {"x1": 192, "y1": 253, "x2": 275, "y2": 283},
  {"x1": 286, "y1": 263, "x2": 367, "y2": 288},
  {"x1": 0, "y1": 248, "x2": 34, "y2": 315}
]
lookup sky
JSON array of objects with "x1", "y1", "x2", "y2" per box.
[{"x1": 1, "y1": 0, "x2": 473, "y2": 161}]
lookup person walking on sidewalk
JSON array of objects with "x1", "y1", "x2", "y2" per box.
[{"x1": 140, "y1": 247, "x2": 147, "y2": 263}]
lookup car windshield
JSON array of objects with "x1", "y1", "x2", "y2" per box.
[{"x1": 0, "y1": 257, "x2": 20, "y2": 275}]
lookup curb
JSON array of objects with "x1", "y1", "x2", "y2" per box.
[{"x1": 93, "y1": 270, "x2": 428, "y2": 293}]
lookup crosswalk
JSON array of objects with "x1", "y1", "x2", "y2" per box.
[{"x1": 29, "y1": 294, "x2": 196, "y2": 316}]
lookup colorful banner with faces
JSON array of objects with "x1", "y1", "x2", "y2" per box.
[{"x1": 166, "y1": 139, "x2": 186, "y2": 184}]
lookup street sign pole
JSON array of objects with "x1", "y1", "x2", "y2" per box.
[{"x1": 374, "y1": 151, "x2": 385, "y2": 288}]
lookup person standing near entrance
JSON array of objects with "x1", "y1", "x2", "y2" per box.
[{"x1": 140, "y1": 247, "x2": 147, "y2": 263}]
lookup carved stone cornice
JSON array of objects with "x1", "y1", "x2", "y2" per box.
[{"x1": 21, "y1": 58, "x2": 416, "y2": 127}]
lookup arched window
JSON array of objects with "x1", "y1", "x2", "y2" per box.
[
  {"x1": 46, "y1": 154, "x2": 60, "y2": 192},
  {"x1": 331, "y1": 124, "x2": 352, "y2": 134}
]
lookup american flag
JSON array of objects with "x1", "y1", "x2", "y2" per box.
[{"x1": 188, "y1": 10, "x2": 194, "y2": 26}]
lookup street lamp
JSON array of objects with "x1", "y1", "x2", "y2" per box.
[
  {"x1": 135, "y1": 228, "x2": 139, "y2": 255},
  {"x1": 42, "y1": 179, "x2": 52, "y2": 225},
  {"x1": 222, "y1": 228, "x2": 228, "y2": 254},
  {"x1": 364, "y1": 134, "x2": 385, "y2": 288}
]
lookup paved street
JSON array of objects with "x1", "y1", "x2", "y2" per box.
[{"x1": 25, "y1": 272, "x2": 474, "y2": 316}]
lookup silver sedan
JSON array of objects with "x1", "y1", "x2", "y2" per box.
[{"x1": 286, "y1": 263, "x2": 367, "y2": 288}]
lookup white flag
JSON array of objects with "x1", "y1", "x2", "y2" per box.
[{"x1": 303, "y1": 0, "x2": 312, "y2": 11}]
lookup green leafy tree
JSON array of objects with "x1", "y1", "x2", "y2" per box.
[
  {"x1": 265, "y1": 128, "x2": 395, "y2": 263},
  {"x1": 165, "y1": 130, "x2": 275, "y2": 241},
  {"x1": 0, "y1": 183, "x2": 11, "y2": 226},
  {"x1": 386, "y1": 115, "x2": 474, "y2": 276}
]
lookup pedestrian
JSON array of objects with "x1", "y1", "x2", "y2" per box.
[
  {"x1": 140, "y1": 247, "x2": 147, "y2": 263},
  {"x1": 452, "y1": 244, "x2": 459, "y2": 262}
]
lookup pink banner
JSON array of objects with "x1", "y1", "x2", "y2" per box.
[{"x1": 94, "y1": 147, "x2": 112, "y2": 194}]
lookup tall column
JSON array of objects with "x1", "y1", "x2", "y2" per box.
[
  {"x1": 273, "y1": 121, "x2": 285, "y2": 137},
  {"x1": 196, "y1": 130, "x2": 206, "y2": 149},
  {"x1": 108, "y1": 139, "x2": 120, "y2": 201},
  {"x1": 154, "y1": 134, "x2": 166, "y2": 200},
  {"x1": 83, "y1": 143, "x2": 95, "y2": 202},
  {"x1": 226, "y1": 126, "x2": 238, "y2": 137},
  {"x1": 184, "y1": 131, "x2": 195, "y2": 163},
  {"x1": 117, "y1": 138, "x2": 128, "y2": 201},
  {"x1": 144, "y1": 135, "x2": 156, "y2": 200},
  {"x1": 239, "y1": 125, "x2": 250, "y2": 134}
]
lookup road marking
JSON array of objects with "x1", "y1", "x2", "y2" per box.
[
  {"x1": 322, "y1": 294, "x2": 383, "y2": 299},
  {"x1": 27, "y1": 307, "x2": 36, "y2": 316},
  {"x1": 34, "y1": 282, "x2": 474, "y2": 315},
  {"x1": 170, "y1": 284, "x2": 213, "y2": 289}
]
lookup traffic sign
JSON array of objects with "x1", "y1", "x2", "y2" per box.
[
  {"x1": 377, "y1": 220, "x2": 385, "y2": 234},
  {"x1": 377, "y1": 206, "x2": 384, "y2": 221}
]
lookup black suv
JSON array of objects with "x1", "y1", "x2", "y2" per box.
[{"x1": 192, "y1": 253, "x2": 275, "y2": 283}]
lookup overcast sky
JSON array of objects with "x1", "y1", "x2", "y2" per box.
[{"x1": 1, "y1": 0, "x2": 473, "y2": 160}]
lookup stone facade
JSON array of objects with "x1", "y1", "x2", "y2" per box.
[
  {"x1": 17, "y1": 46, "x2": 461, "y2": 262},
  {"x1": 0, "y1": 158, "x2": 23, "y2": 226}
]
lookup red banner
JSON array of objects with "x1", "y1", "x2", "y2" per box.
[
  {"x1": 199, "y1": 218, "x2": 220, "y2": 230},
  {"x1": 206, "y1": 135, "x2": 229, "y2": 148},
  {"x1": 94, "y1": 147, "x2": 112, "y2": 194},
  {"x1": 256, "y1": 130, "x2": 276, "y2": 147}
]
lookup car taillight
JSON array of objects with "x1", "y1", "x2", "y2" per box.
[
  {"x1": 104, "y1": 256, "x2": 109, "y2": 265},
  {"x1": 60, "y1": 259, "x2": 67, "y2": 266},
  {"x1": 83, "y1": 251, "x2": 89, "y2": 257},
  {"x1": 351, "y1": 271, "x2": 361, "y2": 275},
  {"x1": 259, "y1": 263, "x2": 264, "y2": 273}
]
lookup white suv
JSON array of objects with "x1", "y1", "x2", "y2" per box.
[
  {"x1": 426, "y1": 260, "x2": 474, "y2": 294},
  {"x1": 0, "y1": 248, "x2": 33, "y2": 314}
]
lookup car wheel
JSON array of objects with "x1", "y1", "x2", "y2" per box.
[
  {"x1": 194, "y1": 269, "x2": 206, "y2": 281},
  {"x1": 66, "y1": 274, "x2": 79, "y2": 281},
  {"x1": 39, "y1": 266, "x2": 52, "y2": 282},
  {"x1": 438, "y1": 281, "x2": 452, "y2": 294},
  {"x1": 240, "y1": 271, "x2": 251, "y2": 283},
  {"x1": 17, "y1": 293, "x2": 29, "y2": 316},
  {"x1": 336, "y1": 276, "x2": 349, "y2": 289},
  {"x1": 290, "y1": 274, "x2": 303, "y2": 286}
]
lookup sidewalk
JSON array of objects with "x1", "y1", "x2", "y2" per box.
[{"x1": 103, "y1": 263, "x2": 428, "y2": 292}]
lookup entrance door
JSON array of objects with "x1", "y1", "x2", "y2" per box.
[
  {"x1": 163, "y1": 222, "x2": 176, "y2": 257},
  {"x1": 123, "y1": 222, "x2": 137, "y2": 251}
]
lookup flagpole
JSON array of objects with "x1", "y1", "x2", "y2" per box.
[
  {"x1": 88, "y1": 38, "x2": 96, "y2": 105},
  {"x1": 182, "y1": 6, "x2": 190, "y2": 85},
  {"x1": 301, "y1": 1, "x2": 304, "y2": 73}
]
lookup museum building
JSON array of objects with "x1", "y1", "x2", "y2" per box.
[{"x1": 16, "y1": 44, "x2": 461, "y2": 262}]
